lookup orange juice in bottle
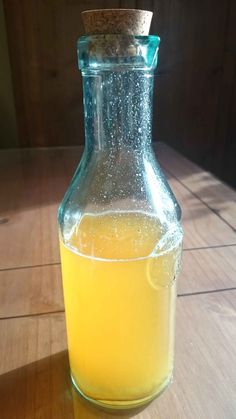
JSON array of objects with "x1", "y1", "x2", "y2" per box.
[{"x1": 60, "y1": 213, "x2": 182, "y2": 407}]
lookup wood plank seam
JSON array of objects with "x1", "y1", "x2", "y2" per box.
[
  {"x1": 0, "y1": 262, "x2": 61, "y2": 272},
  {"x1": 162, "y1": 163, "x2": 236, "y2": 233},
  {"x1": 1, "y1": 243, "x2": 236, "y2": 273},
  {"x1": 183, "y1": 243, "x2": 236, "y2": 252},
  {"x1": 1, "y1": 288, "x2": 236, "y2": 321},
  {"x1": 178, "y1": 287, "x2": 236, "y2": 298},
  {"x1": 0, "y1": 309, "x2": 65, "y2": 321}
]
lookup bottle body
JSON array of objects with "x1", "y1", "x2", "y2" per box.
[
  {"x1": 58, "y1": 35, "x2": 183, "y2": 408},
  {"x1": 60, "y1": 212, "x2": 181, "y2": 407}
]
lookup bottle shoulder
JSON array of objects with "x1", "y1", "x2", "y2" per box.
[{"x1": 58, "y1": 148, "x2": 182, "y2": 236}]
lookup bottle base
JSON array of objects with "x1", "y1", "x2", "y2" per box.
[{"x1": 71, "y1": 372, "x2": 172, "y2": 410}]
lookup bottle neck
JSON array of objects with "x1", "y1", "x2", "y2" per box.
[{"x1": 82, "y1": 69, "x2": 154, "y2": 152}]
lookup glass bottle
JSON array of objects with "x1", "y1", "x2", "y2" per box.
[{"x1": 58, "y1": 33, "x2": 183, "y2": 409}]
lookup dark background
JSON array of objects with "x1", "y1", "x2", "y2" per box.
[{"x1": 1, "y1": 0, "x2": 236, "y2": 187}]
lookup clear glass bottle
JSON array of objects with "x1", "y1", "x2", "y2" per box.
[{"x1": 58, "y1": 34, "x2": 183, "y2": 409}]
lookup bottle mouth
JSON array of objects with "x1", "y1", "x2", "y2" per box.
[{"x1": 77, "y1": 34, "x2": 160, "y2": 71}]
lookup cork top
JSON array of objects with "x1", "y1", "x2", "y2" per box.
[{"x1": 82, "y1": 9, "x2": 153, "y2": 36}]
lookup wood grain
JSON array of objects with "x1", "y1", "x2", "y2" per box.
[
  {"x1": 157, "y1": 142, "x2": 236, "y2": 231},
  {"x1": 179, "y1": 246, "x2": 236, "y2": 295},
  {"x1": 3, "y1": 0, "x2": 236, "y2": 187},
  {"x1": 0, "y1": 148, "x2": 81, "y2": 269},
  {"x1": 151, "y1": 291, "x2": 236, "y2": 419},
  {"x1": 119, "y1": 0, "x2": 136, "y2": 9},
  {"x1": 166, "y1": 175, "x2": 236, "y2": 249},
  {"x1": 136, "y1": 0, "x2": 153, "y2": 12},
  {"x1": 1, "y1": 147, "x2": 236, "y2": 271},
  {"x1": 3, "y1": 0, "x2": 120, "y2": 147},
  {"x1": 151, "y1": 0, "x2": 232, "y2": 179},
  {"x1": 213, "y1": 0, "x2": 236, "y2": 187},
  {"x1": 1, "y1": 244, "x2": 236, "y2": 320},
  {"x1": 0, "y1": 314, "x2": 72, "y2": 419},
  {"x1": 0, "y1": 264, "x2": 63, "y2": 318},
  {"x1": 0, "y1": 292, "x2": 236, "y2": 418},
  {"x1": 0, "y1": 145, "x2": 236, "y2": 418}
]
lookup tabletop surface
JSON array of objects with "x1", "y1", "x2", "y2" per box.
[{"x1": 0, "y1": 143, "x2": 236, "y2": 419}]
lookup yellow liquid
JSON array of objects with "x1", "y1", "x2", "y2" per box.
[{"x1": 60, "y1": 212, "x2": 181, "y2": 408}]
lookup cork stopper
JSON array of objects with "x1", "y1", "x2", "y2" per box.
[{"x1": 82, "y1": 9, "x2": 153, "y2": 36}]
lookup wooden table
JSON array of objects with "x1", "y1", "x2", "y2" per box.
[{"x1": 0, "y1": 143, "x2": 236, "y2": 419}]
